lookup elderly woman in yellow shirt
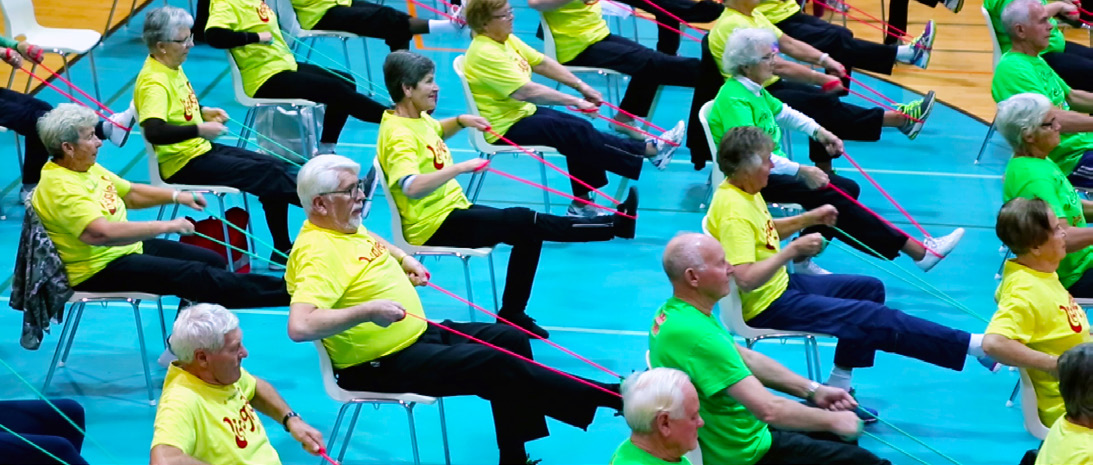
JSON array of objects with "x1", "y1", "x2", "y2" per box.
[
  {"x1": 136, "y1": 6, "x2": 300, "y2": 266},
  {"x1": 204, "y1": 0, "x2": 386, "y2": 154},
  {"x1": 462, "y1": 0, "x2": 684, "y2": 217},
  {"x1": 985, "y1": 197, "x2": 1092, "y2": 427},
  {"x1": 1034, "y1": 343, "x2": 1093, "y2": 465}
]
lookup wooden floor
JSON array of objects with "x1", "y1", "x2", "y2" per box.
[{"x1": 3, "y1": 0, "x2": 1082, "y2": 122}]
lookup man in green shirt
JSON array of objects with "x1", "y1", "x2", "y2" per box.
[
  {"x1": 991, "y1": 0, "x2": 1093, "y2": 186},
  {"x1": 984, "y1": 0, "x2": 1093, "y2": 92},
  {"x1": 648, "y1": 233, "x2": 888, "y2": 465},
  {"x1": 610, "y1": 368, "x2": 702, "y2": 465}
]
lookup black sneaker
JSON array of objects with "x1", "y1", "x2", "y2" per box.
[
  {"x1": 614, "y1": 187, "x2": 639, "y2": 239},
  {"x1": 498, "y1": 311, "x2": 550, "y2": 339}
]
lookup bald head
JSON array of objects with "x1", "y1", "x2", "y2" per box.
[{"x1": 663, "y1": 233, "x2": 722, "y2": 282}]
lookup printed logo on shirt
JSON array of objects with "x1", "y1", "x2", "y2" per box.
[
  {"x1": 427, "y1": 140, "x2": 453, "y2": 170},
  {"x1": 763, "y1": 218, "x2": 779, "y2": 250},
  {"x1": 651, "y1": 311, "x2": 667, "y2": 336},
  {"x1": 101, "y1": 176, "x2": 120, "y2": 215},
  {"x1": 357, "y1": 239, "x2": 389, "y2": 264},
  {"x1": 223, "y1": 402, "x2": 260, "y2": 449},
  {"x1": 182, "y1": 82, "x2": 199, "y2": 122},
  {"x1": 256, "y1": 0, "x2": 272, "y2": 23},
  {"x1": 513, "y1": 54, "x2": 531, "y2": 76},
  {"x1": 1063, "y1": 297, "x2": 1086, "y2": 333}
]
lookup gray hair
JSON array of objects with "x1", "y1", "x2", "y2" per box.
[
  {"x1": 142, "y1": 6, "x2": 194, "y2": 50},
  {"x1": 722, "y1": 28, "x2": 779, "y2": 76},
  {"x1": 622, "y1": 368, "x2": 693, "y2": 433},
  {"x1": 1058, "y1": 342, "x2": 1093, "y2": 421},
  {"x1": 298, "y1": 154, "x2": 361, "y2": 213},
  {"x1": 36, "y1": 103, "x2": 98, "y2": 159},
  {"x1": 170, "y1": 303, "x2": 240, "y2": 364},
  {"x1": 662, "y1": 233, "x2": 712, "y2": 281},
  {"x1": 384, "y1": 51, "x2": 437, "y2": 103},
  {"x1": 1001, "y1": 0, "x2": 1041, "y2": 37},
  {"x1": 996, "y1": 93, "x2": 1053, "y2": 152}
]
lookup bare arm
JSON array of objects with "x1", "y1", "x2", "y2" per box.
[
  {"x1": 1082, "y1": 199, "x2": 1093, "y2": 219},
  {"x1": 1062, "y1": 224, "x2": 1093, "y2": 252},
  {"x1": 123, "y1": 184, "x2": 207, "y2": 211},
  {"x1": 79, "y1": 217, "x2": 193, "y2": 247},
  {"x1": 149, "y1": 445, "x2": 211, "y2": 465},
  {"x1": 527, "y1": 0, "x2": 579, "y2": 12},
  {"x1": 731, "y1": 247, "x2": 800, "y2": 292},
  {"x1": 287, "y1": 301, "x2": 406, "y2": 342},
  {"x1": 249, "y1": 377, "x2": 324, "y2": 455},
  {"x1": 402, "y1": 160, "x2": 488, "y2": 199},
  {"x1": 1067, "y1": 89, "x2": 1093, "y2": 113},
  {"x1": 982, "y1": 334, "x2": 1058, "y2": 376},
  {"x1": 1051, "y1": 108, "x2": 1093, "y2": 133},
  {"x1": 737, "y1": 344, "x2": 812, "y2": 396},
  {"x1": 726, "y1": 376, "x2": 861, "y2": 435}
]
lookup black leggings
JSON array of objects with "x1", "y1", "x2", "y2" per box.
[
  {"x1": 253, "y1": 62, "x2": 386, "y2": 144},
  {"x1": 885, "y1": 0, "x2": 940, "y2": 45},
  {"x1": 1043, "y1": 42, "x2": 1093, "y2": 93},
  {"x1": 313, "y1": 0, "x2": 415, "y2": 51}
]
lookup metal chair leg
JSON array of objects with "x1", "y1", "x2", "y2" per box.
[
  {"x1": 406, "y1": 403, "x2": 422, "y2": 465},
  {"x1": 337, "y1": 404, "x2": 364, "y2": 462},
  {"x1": 462, "y1": 256, "x2": 476, "y2": 321},
  {"x1": 804, "y1": 336, "x2": 815, "y2": 381},
  {"x1": 131, "y1": 299, "x2": 157, "y2": 405},
  {"x1": 323, "y1": 404, "x2": 351, "y2": 465},
  {"x1": 1007, "y1": 378, "x2": 1021, "y2": 407},
  {"x1": 538, "y1": 155, "x2": 550, "y2": 213},
  {"x1": 87, "y1": 51, "x2": 102, "y2": 102},
  {"x1": 156, "y1": 299, "x2": 168, "y2": 349},
  {"x1": 438, "y1": 398, "x2": 451, "y2": 465},
  {"x1": 242, "y1": 194, "x2": 256, "y2": 256},
  {"x1": 60, "y1": 303, "x2": 89, "y2": 365},
  {"x1": 976, "y1": 119, "x2": 997, "y2": 164},
  {"x1": 43, "y1": 302, "x2": 81, "y2": 391},
  {"x1": 218, "y1": 195, "x2": 235, "y2": 272},
  {"x1": 487, "y1": 253, "x2": 499, "y2": 312}
]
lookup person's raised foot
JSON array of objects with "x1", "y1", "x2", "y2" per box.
[
  {"x1": 793, "y1": 257, "x2": 831, "y2": 275},
  {"x1": 103, "y1": 101, "x2": 137, "y2": 147},
  {"x1": 647, "y1": 120, "x2": 684, "y2": 170},
  {"x1": 943, "y1": 0, "x2": 964, "y2": 14},
  {"x1": 614, "y1": 187, "x2": 639, "y2": 239},
  {"x1": 907, "y1": 20, "x2": 936, "y2": 69},
  {"x1": 611, "y1": 116, "x2": 648, "y2": 141},
  {"x1": 896, "y1": 91, "x2": 935, "y2": 140},
  {"x1": 915, "y1": 227, "x2": 964, "y2": 271}
]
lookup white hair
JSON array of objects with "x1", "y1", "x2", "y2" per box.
[
  {"x1": 622, "y1": 368, "x2": 693, "y2": 433},
  {"x1": 170, "y1": 303, "x2": 240, "y2": 364},
  {"x1": 142, "y1": 6, "x2": 194, "y2": 50},
  {"x1": 1002, "y1": 0, "x2": 1041, "y2": 36},
  {"x1": 297, "y1": 154, "x2": 361, "y2": 214},
  {"x1": 36, "y1": 103, "x2": 98, "y2": 159},
  {"x1": 996, "y1": 93, "x2": 1053, "y2": 152},
  {"x1": 722, "y1": 28, "x2": 779, "y2": 76}
]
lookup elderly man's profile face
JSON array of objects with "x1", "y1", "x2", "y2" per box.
[
  {"x1": 662, "y1": 382, "x2": 704, "y2": 453},
  {"x1": 693, "y1": 237, "x2": 734, "y2": 299},
  {"x1": 1019, "y1": 3, "x2": 1054, "y2": 49},
  {"x1": 201, "y1": 328, "x2": 248, "y2": 386},
  {"x1": 314, "y1": 170, "x2": 366, "y2": 233}
]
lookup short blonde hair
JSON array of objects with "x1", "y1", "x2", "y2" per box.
[
  {"x1": 465, "y1": 0, "x2": 510, "y2": 33},
  {"x1": 36, "y1": 103, "x2": 98, "y2": 159}
]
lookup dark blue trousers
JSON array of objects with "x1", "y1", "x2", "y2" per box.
[
  {"x1": 747, "y1": 274, "x2": 970, "y2": 370},
  {"x1": 0, "y1": 399, "x2": 89, "y2": 465}
]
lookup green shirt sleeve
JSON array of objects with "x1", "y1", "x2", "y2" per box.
[
  {"x1": 1021, "y1": 179, "x2": 1068, "y2": 218},
  {"x1": 685, "y1": 333, "x2": 753, "y2": 397}
]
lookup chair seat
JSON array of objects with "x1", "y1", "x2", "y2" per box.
[
  {"x1": 68, "y1": 291, "x2": 160, "y2": 302},
  {"x1": 19, "y1": 26, "x2": 101, "y2": 54},
  {"x1": 298, "y1": 29, "x2": 359, "y2": 39},
  {"x1": 153, "y1": 183, "x2": 242, "y2": 195},
  {"x1": 564, "y1": 66, "x2": 624, "y2": 77},
  {"x1": 477, "y1": 143, "x2": 557, "y2": 156},
  {"x1": 236, "y1": 95, "x2": 318, "y2": 108},
  {"x1": 405, "y1": 244, "x2": 493, "y2": 258},
  {"x1": 334, "y1": 389, "x2": 437, "y2": 405}
]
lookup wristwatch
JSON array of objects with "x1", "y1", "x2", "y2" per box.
[
  {"x1": 281, "y1": 411, "x2": 300, "y2": 432},
  {"x1": 805, "y1": 381, "x2": 821, "y2": 401}
]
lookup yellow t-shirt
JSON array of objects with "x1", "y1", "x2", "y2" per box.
[
  {"x1": 377, "y1": 111, "x2": 472, "y2": 246},
  {"x1": 755, "y1": 0, "x2": 800, "y2": 24},
  {"x1": 207, "y1": 0, "x2": 298, "y2": 97},
  {"x1": 708, "y1": 8, "x2": 783, "y2": 83},
  {"x1": 286, "y1": 221, "x2": 428, "y2": 369},
  {"x1": 290, "y1": 0, "x2": 350, "y2": 30},
  {"x1": 542, "y1": 0, "x2": 611, "y2": 63},
  {"x1": 465, "y1": 34, "x2": 543, "y2": 142},
  {"x1": 31, "y1": 162, "x2": 142, "y2": 286},
  {"x1": 134, "y1": 56, "x2": 214, "y2": 179},
  {"x1": 704, "y1": 181, "x2": 788, "y2": 320},
  {"x1": 1035, "y1": 417, "x2": 1093, "y2": 465},
  {"x1": 988, "y1": 260, "x2": 1092, "y2": 425},
  {"x1": 151, "y1": 365, "x2": 281, "y2": 465}
]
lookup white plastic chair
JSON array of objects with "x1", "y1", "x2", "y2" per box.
[
  {"x1": 42, "y1": 292, "x2": 166, "y2": 406},
  {"x1": 144, "y1": 140, "x2": 255, "y2": 271},
  {"x1": 1016, "y1": 368, "x2": 1050, "y2": 440},
  {"x1": 374, "y1": 158, "x2": 498, "y2": 320},
  {"x1": 272, "y1": 0, "x2": 375, "y2": 96},
  {"x1": 452, "y1": 55, "x2": 555, "y2": 212},
  {"x1": 1, "y1": 0, "x2": 102, "y2": 100},
  {"x1": 975, "y1": 6, "x2": 1004, "y2": 165},
  {"x1": 540, "y1": 17, "x2": 626, "y2": 105},
  {"x1": 226, "y1": 52, "x2": 320, "y2": 155},
  {"x1": 311, "y1": 341, "x2": 451, "y2": 465}
]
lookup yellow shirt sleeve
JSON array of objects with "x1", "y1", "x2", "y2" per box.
[
  {"x1": 206, "y1": 0, "x2": 239, "y2": 30},
  {"x1": 135, "y1": 78, "x2": 171, "y2": 125},
  {"x1": 988, "y1": 290, "x2": 1034, "y2": 344},
  {"x1": 511, "y1": 35, "x2": 544, "y2": 67},
  {"x1": 150, "y1": 389, "x2": 199, "y2": 453},
  {"x1": 477, "y1": 39, "x2": 539, "y2": 98},
  {"x1": 718, "y1": 217, "x2": 761, "y2": 265},
  {"x1": 288, "y1": 244, "x2": 348, "y2": 308}
]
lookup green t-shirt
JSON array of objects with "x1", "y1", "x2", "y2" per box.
[
  {"x1": 609, "y1": 439, "x2": 694, "y2": 465},
  {"x1": 648, "y1": 297, "x2": 772, "y2": 465},
  {"x1": 1003, "y1": 156, "x2": 1093, "y2": 287},
  {"x1": 983, "y1": 0, "x2": 1065, "y2": 55},
  {"x1": 992, "y1": 51, "x2": 1093, "y2": 175},
  {"x1": 708, "y1": 78, "x2": 788, "y2": 160}
]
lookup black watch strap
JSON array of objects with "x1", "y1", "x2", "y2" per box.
[{"x1": 281, "y1": 411, "x2": 300, "y2": 432}]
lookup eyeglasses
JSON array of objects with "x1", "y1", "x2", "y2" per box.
[
  {"x1": 319, "y1": 179, "x2": 366, "y2": 197},
  {"x1": 492, "y1": 9, "x2": 514, "y2": 19},
  {"x1": 759, "y1": 52, "x2": 778, "y2": 62},
  {"x1": 1041, "y1": 118, "x2": 1058, "y2": 128},
  {"x1": 165, "y1": 33, "x2": 194, "y2": 45}
]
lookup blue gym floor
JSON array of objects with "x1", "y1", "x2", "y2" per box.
[{"x1": 0, "y1": 2, "x2": 1031, "y2": 464}]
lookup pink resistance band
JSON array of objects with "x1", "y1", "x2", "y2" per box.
[
  {"x1": 813, "y1": 0, "x2": 918, "y2": 45},
  {"x1": 565, "y1": 106, "x2": 680, "y2": 147},
  {"x1": 485, "y1": 127, "x2": 625, "y2": 205},
  {"x1": 16, "y1": 66, "x2": 130, "y2": 131},
  {"x1": 826, "y1": 183, "x2": 943, "y2": 258},
  {"x1": 34, "y1": 61, "x2": 118, "y2": 117}
]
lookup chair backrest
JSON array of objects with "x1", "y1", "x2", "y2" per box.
[
  {"x1": 372, "y1": 158, "x2": 418, "y2": 253},
  {"x1": 697, "y1": 100, "x2": 725, "y2": 190},
  {"x1": 269, "y1": 0, "x2": 304, "y2": 37},
  {"x1": 717, "y1": 280, "x2": 756, "y2": 338},
  {"x1": 144, "y1": 140, "x2": 168, "y2": 187},
  {"x1": 540, "y1": 17, "x2": 560, "y2": 61},
  {"x1": 452, "y1": 55, "x2": 498, "y2": 153},
  {"x1": 312, "y1": 340, "x2": 351, "y2": 402},
  {"x1": 981, "y1": 6, "x2": 1003, "y2": 68},
  {"x1": 226, "y1": 51, "x2": 257, "y2": 105},
  {"x1": 1018, "y1": 368, "x2": 1050, "y2": 440},
  {"x1": 684, "y1": 447, "x2": 703, "y2": 465},
  {"x1": 0, "y1": 0, "x2": 41, "y2": 39}
]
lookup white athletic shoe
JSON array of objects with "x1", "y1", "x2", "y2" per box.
[
  {"x1": 915, "y1": 227, "x2": 965, "y2": 272},
  {"x1": 793, "y1": 257, "x2": 832, "y2": 275},
  {"x1": 103, "y1": 101, "x2": 137, "y2": 147},
  {"x1": 566, "y1": 200, "x2": 611, "y2": 218},
  {"x1": 647, "y1": 120, "x2": 684, "y2": 170}
]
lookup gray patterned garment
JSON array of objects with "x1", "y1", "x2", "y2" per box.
[{"x1": 11, "y1": 198, "x2": 74, "y2": 350}]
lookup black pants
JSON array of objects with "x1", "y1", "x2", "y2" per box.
[
  {"x1": 503, "y1": 107, "x2": 645, "y2": 197},
  {"x1": 757, "y1": 429, "x2": 891, "y2": 464},
  {"x1": 75, "y1": 239, "x2": 289, "y2": 308},
  {"x1": 0, "y1": 88, "x2": 107, "y2": 185},
  {"x1": 613, "y1": 0, "x2": 724, "y2": 55},
  {"x1": 313, "y1": 0, "x2": 414, "y2": 51},
  {"x1": 1043, "y1": 42, "x2": 1093, "y2": 93},
  {"x1": 686, "y1": 34, "x2": 722, "y2": 169},
  {"x1": 565, "y1": 34, "x2": 699, "y2": 117},
  {"x1": 778, "y1": 12, "x2": 897, "y2": 75},
  {"x1": 425, "y1": 205, "x2": 617, "y2": 314},
  {"x1": 334, "y1": 322, "x2": 621, "y2": 460},
  {"x1": 766, "y1": 80, "x2": 884, "y2": 165},
  {"x1": 1065, "y1": 268, "x2": 1093, "y2": 298},
  {"x1": 885, "y1": 0, "x2": 939, "y2": 45},
  {"x1": 253, "y1": 62, "x2": 385, "y2": 144},
  {"x1": 763, "y1": 174, "x2": 908, "y2": 259},
  {"x1": 0, "y1": 399, "x2": 88, "y2": 465},
  {"x1": 165, "y1": 143, "x2": 300, "y2": 252}
]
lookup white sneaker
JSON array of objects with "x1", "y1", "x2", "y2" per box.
[
  {"x1": 566, "y1": 201, "x2": 611, "y2": 217},
  {"x1": 647, "y1": 120, "x2": 684, "y2": 170},
  {"x1": 103, "y1": 101, "x2": 137, "y2": 147},
  {"x1": 793, "y1": 257, "x2": 831, "y2": 275},
  {"x1": 915, "y1": 227, "x2": 965, "y2": 272}
]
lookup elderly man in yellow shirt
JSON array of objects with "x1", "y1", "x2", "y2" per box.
[
  {"x1": 1034, "y1": 343, "x2": 1093, "y2": 465},
  {"x1": 463, "y1": 0, "x2": 683, "y2": 217},
  {"x1": 30, "y1": 104, "x2": 289, "y2": 308},
  {"x1": 985, "y1": 198, "x2": 1092, "y2": 427},
  {"x1": 285, "y1": 154, "x2": 624, "y2": 465},
  {"x1": 529, "y1": 0, "x2": 698, "y2": 139},
  {"x1": 378, "y1": 50, "x2": 638, "y2": 338},
  {"x1": 150, "y1": 304, "x2": 324, "y2": 465}
]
